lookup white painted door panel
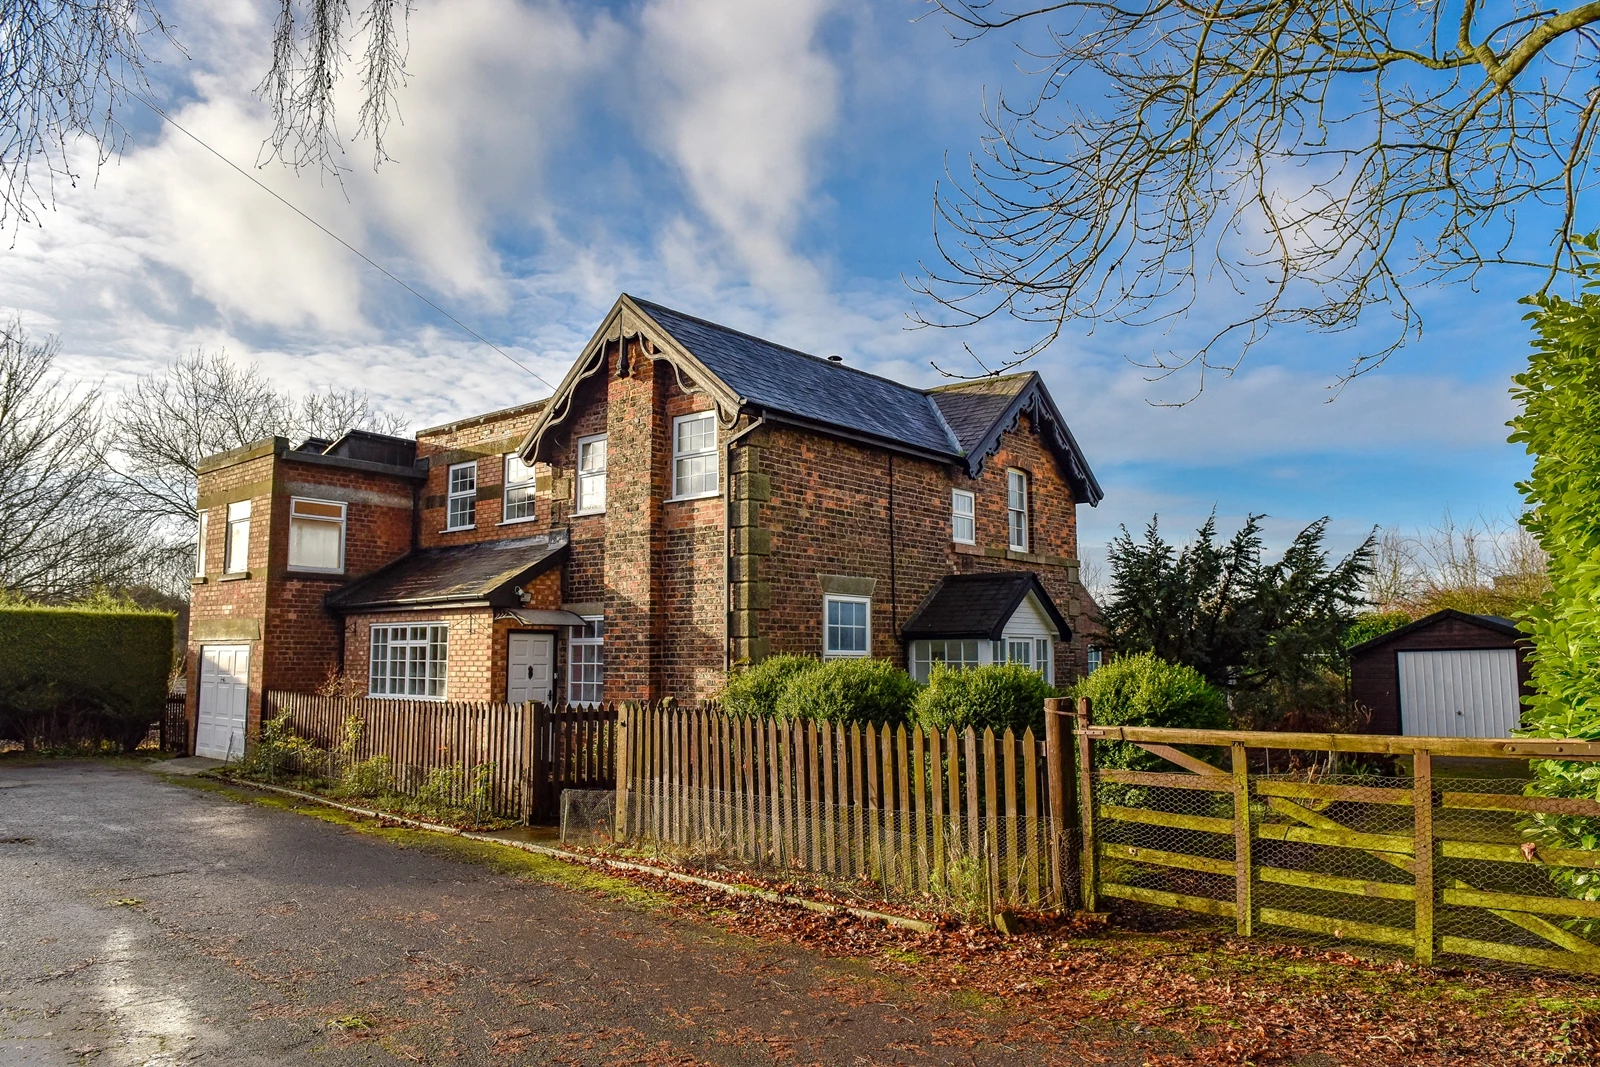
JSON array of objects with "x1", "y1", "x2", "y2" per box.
[
  {"x1": 507, "y1": 633, "x2": 553, "y2": 705},
  {"x1": 1397, "y1": 649, "x2": 1521, "y2": 738},
  {"x1": 196, "y1": 644, "x2": 250, "y2": 760}
]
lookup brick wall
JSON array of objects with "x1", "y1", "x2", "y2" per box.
[
  {"x1": 342, "y1": 608, "x2": 498, "y2": 701},
  {"x1": 415, "y1": 400, "x2": 546, "y2": 548}
]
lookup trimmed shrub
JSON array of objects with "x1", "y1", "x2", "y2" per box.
[
  {"x1": 720, "y1": 654, "x2": 821, "y2": 718},
  {"x1": 774, "y1": 658, "x2": 920, "y2": 726},
  {"x1": 0, "y1": 605, "x2": 175, "y2": 751},
  {"x1": 1073, "y1": 651, "x2": 1228, "y2": 769},
  {"x1": 913, "y1": 662, "x2": 1055, "y2": 736}
]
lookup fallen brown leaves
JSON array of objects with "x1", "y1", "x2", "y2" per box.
[{"x1": 556, "y1": 857, "x2": 1600, "y2": 1067}]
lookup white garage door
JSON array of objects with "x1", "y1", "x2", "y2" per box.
[
  {"x1": 1397, "y1": 649, "x2": 1521, "y2": 738},
  {"x1": 197, "y1": 644, "x2": 250, "y2": 760}
]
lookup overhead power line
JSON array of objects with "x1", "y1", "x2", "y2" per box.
[{"x1": 124, "y1": 87, "x2": 556, "y2": 392}]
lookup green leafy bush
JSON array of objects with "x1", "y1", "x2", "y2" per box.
[
  {"x1": 774, "y1": 658, "x2": 919, "y2": 726},
  {"x1": 1072, "y1": 651, "x2": 1228, "y2": 769},
  {"x1": 720, "y1": 654, "x2": 820, "y2": 718},
  {"x1": 913, "y1": 662, "x2": 1055, "y2": 736},
  {"x1": 1344, "y1": 611, "x2": 1414, "y2": 648},
  {"x1": 1509, "y1": 261, "x2": 1600, "y2": 927},
  {"x1": 0, "y1": 605, "x2": 175, "y2": 751}
]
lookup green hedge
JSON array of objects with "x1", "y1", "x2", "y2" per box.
[
  {"x1": 0, "y1": 607, "x2": 175, "y2": 751},
  {"x1": 1073, "y1": 651, "x2": 1229, "y2": 769},
  {"x1": 914, "y1": 662, "x2": 1056, "y2": 735},
  {"x1": 720, "y1": 654, "x2": 821, "y2": 719},
  {"x1": 773, "y1": 658, "x2": 920, "y2": 726}
]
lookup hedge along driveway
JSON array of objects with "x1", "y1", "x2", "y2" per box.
[{"x1": 0, "y1": 606, "x2": 174, "y2": 749}]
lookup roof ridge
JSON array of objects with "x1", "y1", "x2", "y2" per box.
[
  {"x1": 925, "y1": 371, "x2": 1036, "y2": 394},
  {"x1": 627, "y1": 294, "x2": 937, "y2": 399}
]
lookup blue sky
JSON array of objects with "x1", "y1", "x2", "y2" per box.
[{"x1": 0, "y1": 0, "x2": 1541, "y2": 572}]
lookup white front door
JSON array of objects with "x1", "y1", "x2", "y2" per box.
[
  {"x1": 1398, "y1": 648, "x2": 1522, "y2": 737},
  {"x1": 507, "y1": 633, "x2": 554, "y2": 705},
  {"x1": 196, "y1": 644, "x2": 250, "y2": 760}
]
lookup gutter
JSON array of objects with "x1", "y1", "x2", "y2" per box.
[{"x1": 723, "y1": 414, "x2": 766, "y2": 673}]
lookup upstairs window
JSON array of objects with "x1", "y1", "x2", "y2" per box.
[
  {"x1": 951, "y1": 489, "x2": 975, "y2": 544},
  {"x1": 288, "y1": 498, "x2": 346, "y2": 572},
  {"x1": 447, "y1": 461, "x2": 477, "y2": 530},
  {"x1": 503, "y1": 453, "x2": 536, "y2": 523},
  {"x1": 1007, "y1": 469, "x2": 1029, "y2": 552},
  {"x1": 568, "y1": 616, "x2": 605, "y2": 704},
  {"x1": 194, "y1": 511, "x2": 208, "y2": 577},
  {"x1": 576, "y1": 434, "x2": 607, "y2": 513},
  {"x1": 824, "y1": 595, "x2": 871, "y2": 658},
  {"x1": 224, "y1": 500, "x2": 251, "y2": 574},
  {"x1": 369, "y1": 623, "x2": 448, "y2": 699},
  {"x1": 672, "y1": 412, "x2": 719, "y2": 498}
]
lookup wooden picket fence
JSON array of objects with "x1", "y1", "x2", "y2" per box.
[
  {"x1": 615, "y1": 703, "x2": 1067, "y2": 910},
  {"x1": 265, "y1": 692, "x2": 617, "y2": 823}
]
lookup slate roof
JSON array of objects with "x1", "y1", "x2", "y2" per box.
[
  {"x1": 631, "y1": 297, "x2": 962, "y2": 459},
  {"x1": 325, "y1": 532, "x2": 568, "y2": 613},
  {"x1": 928, "y1": 375, "x2": 1033, "y2": 453},
  {"x1": 901, "y1": 572, "x2": 1071, "y2": 641},
  {"x1": 1345, "y1": 608, "x2": 1524, "y2": 655}
]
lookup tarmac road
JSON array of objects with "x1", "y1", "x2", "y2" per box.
[{"x1": 0, "y1": 761, "x2": 1104, "y2": 1066}]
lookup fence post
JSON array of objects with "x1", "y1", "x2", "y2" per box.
[
  {"x1": 1413, "y1": 748, "x2": 1435, "y2": 965},
  {"x1": 1044, "y1": 698, "x2": 1079, "y2": 913},
  {"x1": 1075, "y1": 697, "x2": 1098, "y2": 912},
  {"x1": 615, "y1": 703, "x2": 631, "y2": 839},
  {"x1": 1231, "y1": 742, "x2": 1253, "y2": 937}
]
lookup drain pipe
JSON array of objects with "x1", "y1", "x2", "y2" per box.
[{"x1": 724, "y1": 414, "x2": 767, "y2": 673}]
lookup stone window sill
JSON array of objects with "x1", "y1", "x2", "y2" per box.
[
  {"x1": 190, "y1": 576, "x2": 207, "y2": 586},
  {"x1": 217, "y1": 571, "x2": 252, "y2": 582}
]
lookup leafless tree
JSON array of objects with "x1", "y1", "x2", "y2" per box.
[
  {"x1": 0, "y1": 320, "x2": 159, "y2": 601},
  {"x1": 918, "y1": 0, "x2": 1600, "y2": 387},
  {"x1": 0, "y1": 0, "x2": 410, "y2": 230},
  {"x1": 1366, "y1": 511, "x2": 1549, "y2": 616},
  {"x1": 108, "y1": 349, "x2": 406, "y2": 576}
]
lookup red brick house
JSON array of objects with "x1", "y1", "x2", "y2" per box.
[{"x1": 185, "y1": 295, "x2": 1103, "y2": 758}]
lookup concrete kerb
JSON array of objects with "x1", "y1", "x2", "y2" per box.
[{"x1": 211, "y1": 776, "x2": 937, "y2": 935}]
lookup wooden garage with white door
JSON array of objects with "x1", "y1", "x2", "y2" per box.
[{"x1": 1348, "y1": 609, "x2": 1532, "y2": 737}]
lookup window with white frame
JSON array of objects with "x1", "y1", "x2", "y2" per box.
[
  {"x1": 288, "y1": 498, "x2": 346, "y2": 572},
  {"x1": 575, "y1": 434, "x2": 607, "y2": 513},
  {"x1": 824, "y1": 595, "x2": 871, "y2": 658},
  {"x1": 673, "y1": 412, "x2": 718, "y2": 498},
  {"x1": 1006, "y1": 638, "x2": 1033, "y2": 670},
  {"x1": 568, "y1": 616, "x2": 605, "y2": 704},
  {"x1": 909, "y1": 639, "x2": 981, "y2": 683},
  {"x1": 368, "y1": 623, "x2": 449, "y2": 698},
  {"x1": 503, "y1": 453, "x2": 536, "y2": 522},
  {"x1": 1086, "y1": 645, "x2": 1103, "y2": 675},
  {"x1": 447, "y1": 462, "x2": 477, "y2": 529},
  {"x1": 194, "y1": 511, "x2": 208, "y2": 577},
  {"x1": 1035, "y1": 637, "x2": 1053, "y2": 685},
  {"x1": 951, "y1": 489, "x2": 975, "y2": 544},
  {"x1": 991, "y1": 636, "x2": 1054, "y2": 684},
  {"x1": 1007, "y1": 469, "x2": 1029, "y2": 551},
  {"x1": 224, "y1": 500, "x2": 251, "y2": 573}
]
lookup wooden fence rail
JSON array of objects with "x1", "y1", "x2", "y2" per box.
[
  {"x1": 614, "y1": 704, "x2": 1068, "y2": 910},
  {"x1": 265, "y1": 692, "x2": 617, "y2": 823}
]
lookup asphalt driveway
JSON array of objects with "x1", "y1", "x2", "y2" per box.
[{"x1": 0, "y1": 761, "x2": 1104, "y2": 1067}]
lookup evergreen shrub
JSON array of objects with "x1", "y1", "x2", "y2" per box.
[
  {"x1": 720, "y1": 654, "x2": 820, "y2": 718},
  {"x1": 774, "y1": 658, "x2": 919, "y2": 726},
  {"x1": 1073, "y1": 651, "x2": 1228, "y2": 769},
  {"x1": 913, "y1": 662, "x2": 1055, "y2": 735}
]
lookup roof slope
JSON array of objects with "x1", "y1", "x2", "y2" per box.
[
  {"x1": 631, "y1": 297, "x2": 960, "y2": 458},
  {"x1": 901, "y1": 572, "x2": 1071, "y2": 641},
  {"x1": 326, "y1": 533, "x2": 568, "y2": 612},
  {"x1": 928, "y1": 374, "x2": 1032, "y2": 453},
  {"x1": 1345, "y1": 608, "x2": 1525, "y2": 655}
]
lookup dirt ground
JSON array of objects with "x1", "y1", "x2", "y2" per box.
[{"x1": 2, "y1": 759, "x2": 1596, "y2": 1066}]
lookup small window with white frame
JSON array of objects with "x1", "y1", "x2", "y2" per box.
[
  {"x1": 1086, "y1": 645, "x2": 1102, "y2": 675},
  {"x1": 194, "y1": 511, "x2": 208, "y2": 577},
  {"x1": 288, "y1": 497, "x2": 346, "y2": 572},
  {"x1": 672, "y1": 412, "x2": 719, "y2": 498},
  {"x1": 224, "y1": 500, "x2": 251, "y2": 574},
  {"x1": 368, "y1": 623, "x2": 448, "y2": 698},
  {"x1": 951, "y1": 489, "x2": 975, "y2": 544},
  {"x1": 909, "y1": 638, "x2": 981, "y2": 683},
  {"x1": 568, "y1": 616, "x2": 605, "y2": 704},
  {"x1": 1007, "y1": 469, "x2": 1029, "y2": 551},
  {"x1": 447, "y1": 461, "x2": 477, "y2": 530},
  {"x1": 502, "y1": 452, "x2": 536, "y2": 523},
  {"x1": 575, "y1": 434, "x2": 607, "y2": 513},
  {"x1": 824, "y1": 595, "x2": 871, "y2": 658}
]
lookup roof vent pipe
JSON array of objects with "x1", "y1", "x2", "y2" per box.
[{"x1": 827, "y1": 354, "x2": 843, "y2": 362}]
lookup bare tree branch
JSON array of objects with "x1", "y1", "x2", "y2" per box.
[{"x1": 916, "y1": 0, "x2": 1600, "y2": 387}]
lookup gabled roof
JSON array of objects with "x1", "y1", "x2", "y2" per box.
[
  {"x1": 325, "y1": 532, "x2": 568, "y2": 613},
  {"x1": 1346, "y1": 608, "x2": 1525, "y2": 655},
  {"x1": 518, "y1": 295, "x2": 1103, "y2": 504},
  {"x1": 901, "y1": 572, "x2": 1072, "y2": 641}
]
